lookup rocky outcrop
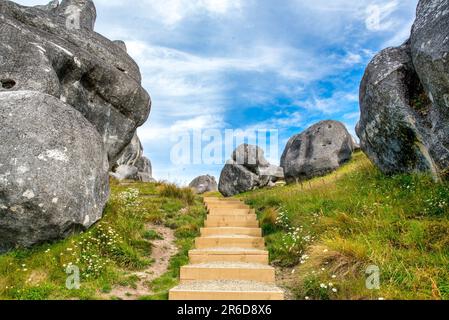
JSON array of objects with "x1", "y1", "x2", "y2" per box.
[
  {"x1": 281, "y1": 120, "x2": 355, "y2": 183},
  {"x1": 0, "y1": 91, "x2": 109, "y2": 252},
  {"x1": 189, "y1": 175, "x2": 218, "y2": 194},
  {"x1": 0, "y1": 0, "x2": 151, "y2": 166},
  {"x1": 357, "y1": 0, "x2": 449, "y2": 179},
  {"x1": 111, "y1": 133, "x2": 153, "y2": 182},
  {"x1": 0, "y1": 0, "x2": 151, "y2": 252},
  {"x1": 219, "y1": 144, "x2": 284, "y2": 197}
]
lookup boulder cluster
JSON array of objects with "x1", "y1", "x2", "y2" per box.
[
  {"x1": 357, "y1": 0, "x2": 449, "y2": 179},
  {"x1": 0, "y1": 0, "x2": 151, "y2": 252},
  {"x1": 219, "y1": 144, "x2": 285, "y2": 197},
  {"x1": 217, "y1": 121, "x2": 357, "y2": 197}
]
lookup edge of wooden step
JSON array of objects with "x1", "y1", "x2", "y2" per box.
[{"x1": 169, "y1": 280, "x2": 284, "y2": 300}]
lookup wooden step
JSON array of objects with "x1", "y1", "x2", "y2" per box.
[
  {"x1": 180, "y1": 262, "x2": 275, "y2": 283},
  {"x1": 195, "y1": 235, "x2": 265, "y2": 249},
  {"x1": 169, "y1": 280, "x2": 284, "y2": 300},
  {"x1": 205, "y1": 214, "x2": 259, "y2": 228},
  {"x1": 189, "y1": 247, "x2": 269, "y2": 264},
  {"x1": 201, "y1": 227, "x2": 262, "y2": 237},
  {"x1": 204, "y1": 198, "x2": 243, "y2": 203},
  {"x1": 206, "y1": 204, "x2": 250, "y2": 211},
  {"x1": 208, "y1": 208, "x2": 255, "y2": 215}
]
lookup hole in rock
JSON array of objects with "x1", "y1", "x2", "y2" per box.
[{"x1": 1, "y1": 79, "x2": 16, "y2": 89}]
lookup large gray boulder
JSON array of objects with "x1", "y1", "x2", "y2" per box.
[
  {"x1": 0, "y1": 0, "x2": 151, "y2": 252},
  {"x1": 0, "y1": 0, "x2": 151, "y2": 166},
  {"x1": 356, "y1": 44, "x2": 436, "y2": 175},
  {"x1": 189, "y1": 175, "x2": 218, "y2": 194},
  {"x1": 357, "y1": 0, "x2": 448, "y2": 178},
  {"x1": 0, "y1": 91, "x2": 109, "y2": 252},
  {"x1": 232, "y1": 144, "x2": 270, "y2": 173},
  {"x1": 411, "y1": 0, "x2": 449, "y2": 173},
  {"x1": 281, "y1": 120, "x2": 354, "y2": 183},
  {"x1": 219, "y1": 161, "x2": 261, "y2": 197},
  {"x1": 219, "y1": 144, "x2": 284, "y2": 197}
]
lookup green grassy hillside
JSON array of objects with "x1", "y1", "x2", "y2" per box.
[
  {"x1": 238, "y1": 152, "x2": 449, "y2": 300},
  {"x1": 0, "y1": 182, "x2": 206, "y2": 300},
  {"x1": 0, "y1": 152, "x2": 447, "y2": 300}
]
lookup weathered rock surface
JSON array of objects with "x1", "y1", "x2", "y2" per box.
[
  {"x1": 0, "y1": 0, "x2": 151, "y2": 165},
  {"x1": 0, "y1": 91, "x2": 109, "y2": 252},
  {"x1": 110, "y1": 165, "x2": 138, "y2": 181},
  {"x1": 232, "y1": 144, "x2": 270, "y2": 174},
  {"x1": 219, "y1": 160, "x2": 261, "y2": 197},
  {"x1": 219, "y1": 144, "x2": 284, "y2": 197},
  {"x1": 0, "y1": 0, "x2": 151, "y2": 252},
  {"x1": 189, "y1": 175, "x2": 218, "y2": 194},
  {"x1": 112, "y1": 133, "x2": 153, "y2": 182},
  {"x1": 356, "y1": 44, "x2": 436, "y2": 175},
  {"x1": 281, "y1": 120, "x2": 354, "y2": 183},
  {"x1": 357, "y1": 0, "x2": 448, "y2": 178}
]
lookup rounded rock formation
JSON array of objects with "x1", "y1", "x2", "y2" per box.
[
  {"x1": 189, "y1": 175, "x2": 218, "y2": 194},
  {"x1": 0, "y1": 91, "x2": 109, "y2": 252},
  {"x1": 0, "y1": 0, "x2": 151, "y2": 166},
  {"x1": 357, "y1": 0, "x2": 449, "y2": 179},
  {"x1": 281, "y1": 120, "x2": 354, "y2": 183}
]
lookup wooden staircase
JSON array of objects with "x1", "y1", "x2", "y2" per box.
[{"x1": 169, "y1": 197, "x2": 284, "y2": 300}]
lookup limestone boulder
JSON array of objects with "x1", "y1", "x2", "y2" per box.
[
  {"x1": 218, "y1": 161, "x2": 261, "y2": 197},
  {"x1": 0, "y1": 0, "x2": 151, "y2": 166},
  {"x1": 281, "y1": 120, "x2": 354, "y2": 183},
  {"x1": 189, "y1": 175, "x2": 218, "y2": 194},
  {"x1": 0, "y1": 91, "x2": 109, "y2": 252},
  {"x1": 357, "y1": 0, "x2": 449, "y2": 178}
]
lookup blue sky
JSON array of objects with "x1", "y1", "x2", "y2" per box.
[{"x1": 17, "y1": 0, "x2": 419, "y2": 185}]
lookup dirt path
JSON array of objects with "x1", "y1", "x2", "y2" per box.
[{"x1": 105, "y1": 224, "x2": 178, "y2": 300}]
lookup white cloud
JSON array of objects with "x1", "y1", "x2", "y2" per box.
[
  {"x1": 96, "y1": 0, "x2": 244, "y2": 27},
  {"x1": 295, "y1": 90, "x2": 359, "y2": 115}
]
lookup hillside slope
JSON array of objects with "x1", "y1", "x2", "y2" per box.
[
  {"x1": 0, "y1": 182, "x2": 205, "y2": 300},
  {"x1": 238, "y1": 152, "x2": 449, "y2": 300},
  {"x1": 0, "y1": 152, "x2": 447, "y2": 300}
]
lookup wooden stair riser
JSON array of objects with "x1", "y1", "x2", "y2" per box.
[
  {"x1": 205, "y1": 215, "x2": 259, "y2": 228},
  {"x1": 195, "y1": 237, "x2": 265, "y2": 249},
  {"x1": 205, "y1": 220, "x2": 259, "y2": 228},
  {"x1": 201, "y1": 227, "x2": 262, "y2": 237},
  {"x1": 189, "y1": 252, "x2": 269, "y2": 264},
  {"x1": 208, "y1": 208, "x2": 255, "y2": 216},
  {"x1": 180, "y1": 266, "x2": 275, "y2": 283},
  {"x1": 206, "y1": 205, "x2": 250, "y2": 211}
]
